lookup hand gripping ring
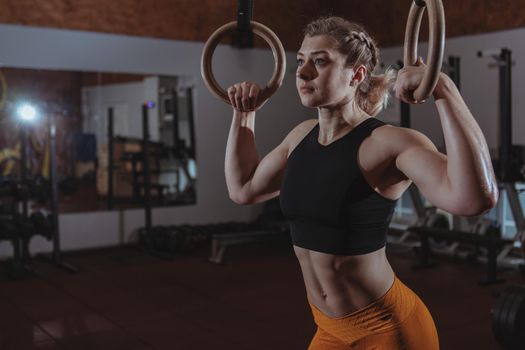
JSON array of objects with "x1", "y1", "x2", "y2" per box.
[
  {"x1": 403, "y1": 0, "x2": 445, "y2": 101},
  {"x1": 201, "y1": 21, "x2": 286, "y2": 108}
]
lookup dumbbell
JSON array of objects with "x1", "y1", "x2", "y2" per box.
[
  {"x1": 0, "y1": 218, "x2": 17, "y2": 240},
  {"x1": 13, "y1": 214, "x2": 35, "y2": 239},
  {"x1": 29, "y1": 212, "x2": 54, "y2": 240},
  {"x1": 0, "y1": 181, "x2": 31, "y2": 201},
  {"x1": 30, "y1": 180, "x2": 51, "y2": 204},
  {"x1": 138, "y1": 227, "x2": 154, "y2": 250}
]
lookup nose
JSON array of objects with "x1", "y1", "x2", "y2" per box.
[{"x1": 296, "y1": 61, "x2": 315, "y2": 81}]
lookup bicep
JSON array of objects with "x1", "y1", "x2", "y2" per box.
[
  {"x1": 395, "y1": 132, "x2": 455, "y2": 211},
  {"x1": 243, "y1": 141, "x2": 289, "y2": 203}
]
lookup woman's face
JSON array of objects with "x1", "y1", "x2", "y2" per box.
[{"x1": 296, "y1": 35, "x2": 355, "y2": 108}]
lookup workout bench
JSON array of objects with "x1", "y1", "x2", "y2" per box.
[
  {"x1": 209, "y1": 224, "x2": 289, "y2": 264},
  {"x1": 409, "y1": 226, "x2": 514, "y2": 285}
]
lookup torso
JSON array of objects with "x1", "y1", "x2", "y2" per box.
[
  {"x1": 294, "y1": 246, "x2": 395, "y2": 318},
  {"x1": 286, "y1": 118, "x2": 411, "y2": 318}
]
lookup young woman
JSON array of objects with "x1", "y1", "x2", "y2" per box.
[{"x1": 224, "y1": 16, "x2": 498, "y2": 349}]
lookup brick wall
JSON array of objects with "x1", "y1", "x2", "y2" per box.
[{"x1": 0, "y1": 0, "x2": 523, "y2": 49}]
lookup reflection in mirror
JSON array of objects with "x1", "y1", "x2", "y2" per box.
[{"x1": 0, "y1": 68, "x2": 197, "y2": 213}]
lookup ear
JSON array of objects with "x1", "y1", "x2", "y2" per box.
[{"x1": 350, "y1": 65, "x2": 367, "y2": 86}]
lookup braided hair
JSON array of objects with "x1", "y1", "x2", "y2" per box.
[{"x1": 304, "y1": 17, "x2": 395, "y2": 116}]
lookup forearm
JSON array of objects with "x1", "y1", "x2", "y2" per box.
[
  {"x1": 224, "y1": 109, "x2": 260, "y2": 200},
  {"x1": 434, "y1": 74, "x2": 498, "y2": 210}
]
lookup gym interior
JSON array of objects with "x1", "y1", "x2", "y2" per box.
[{"x1": 0, "y1": 1, "x2": 524, "y2": 349}]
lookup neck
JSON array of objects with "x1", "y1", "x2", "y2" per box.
[{"x1": 316, "y1": 97, "x2": 370, "y2": 142}]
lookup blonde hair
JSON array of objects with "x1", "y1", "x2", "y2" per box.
[{"x1": 304, "y1": 16, "x2": 395, "y2": 116}]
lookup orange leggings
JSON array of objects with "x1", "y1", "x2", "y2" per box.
[{"x1": 308, "y1": 276, "x2": 439, "y2": 349}]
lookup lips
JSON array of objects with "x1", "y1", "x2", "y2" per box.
[{"x1": 299, "y1": 86, "x2": 315, "y2": 93}]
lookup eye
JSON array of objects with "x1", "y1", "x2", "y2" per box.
[
  {"x1": 314, "y1": 58, "x2": 326, "y2": 66},
  {"x1": 296, "y1": 58, "x2": 304, "y2": 66}
]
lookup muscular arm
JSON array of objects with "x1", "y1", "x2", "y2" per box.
[
  {"x1": 395, "y1": 73, "x2": 498, "y2": 216},
  {"x1": 225, "y1": 109, "x2": 293, "y2": 205}
]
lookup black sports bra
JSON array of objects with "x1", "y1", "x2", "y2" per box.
[{"x1": 279, "y1": 118, "x2": 397, "y2": 256}]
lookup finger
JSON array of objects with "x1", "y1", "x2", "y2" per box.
[
  {"x1": 393, "y1": 78, "x2": 406, "y2": 101},
  {"x1": 416, "y1": 56, "x2": 426, "y2": 67},
  {"x1": 235, "y1": 84, "x2": 243, "y2": 111},
  {"x1": 241, "y1": 82, "x2": 250, "y2": 111},
  {"x1": 227, "y1": 86, "x2": 237, "y2": 108},
  {"x1": 248, "y1": 84, "x2": 258, "y2": 110},
  {"x1": 396, "y1": 89, "x2": 410, "y2": 104},
  {"x1": 395, "y1": 70, "x2": 420, "y2": 104},
  {"x1": 395, "y1": 68, "x2": 407, "y2": 86},
  {"x1": 398, "y1": 86, "x2": 415, "y2": 104},
  {"x1": 393, "y1": 78, "x2": 401, "y2": 97}
]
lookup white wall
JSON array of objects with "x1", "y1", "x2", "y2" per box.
[{"x1": 0, "y1": 24, "x2": 308, "y2": 257}]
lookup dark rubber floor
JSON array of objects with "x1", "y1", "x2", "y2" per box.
[{"x1": 0, "y1": 241, "x2": 520, "y2": 349}]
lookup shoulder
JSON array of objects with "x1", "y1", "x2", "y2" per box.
[
  {"x1": 292, "y1": 118, "x2": 318, "y2": 136},
  {"x1": 282, "y1": 118, "x2": 318, "y2": 155},
  {"x1": 371, "y1": 123, "x2": 437, "y2": 156},
  {"x1": 284, "y1": 118, "x2": 317, "y2": 144}
]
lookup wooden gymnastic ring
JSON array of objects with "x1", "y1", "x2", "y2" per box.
[
  {"x1": 201, "y1": 21, "x2": 286, "y2": 108},
  {"x1": 403, "y1": 0, "x2": 445, "y2": 101}
]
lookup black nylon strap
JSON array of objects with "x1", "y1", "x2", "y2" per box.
[{"x1": 237, "y1": 0, "x2": 254, "y2": 32}]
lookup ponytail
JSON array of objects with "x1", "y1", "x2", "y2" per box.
[{"x1": 355, "y1": 67, "x2": 396, "y2": 116}]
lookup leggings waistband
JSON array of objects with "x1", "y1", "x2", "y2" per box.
[{"x1": 309, "y1": 276, "x2": 417, "y2": 338}]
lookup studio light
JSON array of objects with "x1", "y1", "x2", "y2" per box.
[{"x1": 16, "y1": 103, "x2": 39, "y2": 123}]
